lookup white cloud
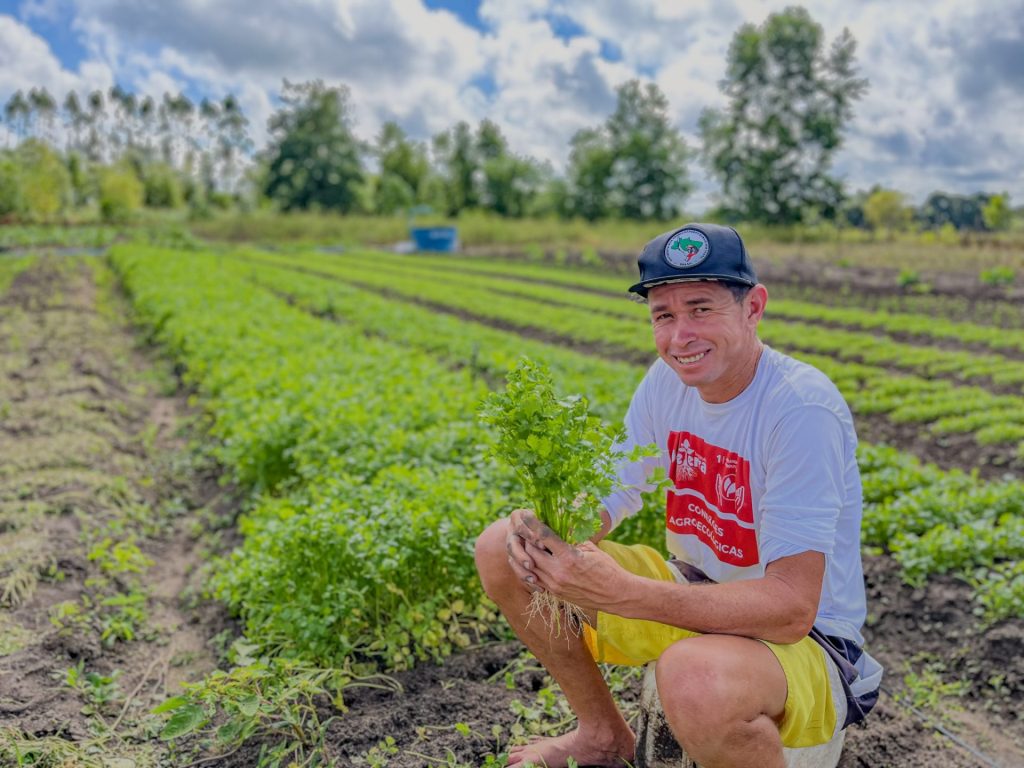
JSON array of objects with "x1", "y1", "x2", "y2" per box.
[
  {"x1": 1, "y1": 0, "x2": 1022, "y2": 206},
  {"x1": 0, "y1": 15, "x2": 111, "y2": 101}
]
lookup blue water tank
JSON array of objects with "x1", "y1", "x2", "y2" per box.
[{"x1": 410, "y1": 226, "x2": 458, "y2": 253}]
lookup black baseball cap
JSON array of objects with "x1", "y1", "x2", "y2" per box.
[{"x1": 628, "y1": 223, "x2": 758, "y2": 298}]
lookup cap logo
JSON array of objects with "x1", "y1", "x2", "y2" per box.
[{"x1": 664, "y1": 229, "x2": 710, "y2": 269}]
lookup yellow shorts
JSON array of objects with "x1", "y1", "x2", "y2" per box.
[{"x1": 582, "y1": 540, "x2": 840, "y2": 749}]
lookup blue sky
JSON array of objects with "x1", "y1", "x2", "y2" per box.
[{"x1": 2, "y1": 0, "x2": 1023, "y2": 210}]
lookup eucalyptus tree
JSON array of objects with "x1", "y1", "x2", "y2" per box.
[{"x1": 699, "y1": 6, "x2": 867, "y2": 224}]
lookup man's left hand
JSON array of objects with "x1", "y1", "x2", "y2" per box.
[{"x1": 523, "y1": 536, "x2": 635, "y2": 613}]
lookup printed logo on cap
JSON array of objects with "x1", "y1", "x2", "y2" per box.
[{"x1": 664, "y1": 229, "x2": 710, "y2": 269}]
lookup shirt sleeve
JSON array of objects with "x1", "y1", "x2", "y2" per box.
[
  {"x1": 601, "y1": 368, "x2": 664, "y2": 531},
  {"x1": 758, "y1": 404, "x2": 848, "y2": 565}
]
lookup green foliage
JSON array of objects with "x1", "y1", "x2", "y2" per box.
[
  {"x1": 567, "y1": 80, "x2": 691, "y2": 221},
  {"x1": 0, "y1": 153, "x2": 23, "y2": 216},
  {"x1": 895, "y1": 657, "x2": 967, "y2": 717},
  {"x1": 897, "y1": 268, "x2": 921, "y2": 288},
  {"x1": 142, "y1": 162, "x2": 184, "y2": 208},
  {"x1": 110, "y1": 245, "x2": 510, "y2": 668},
  {"x1": 106, "y1": 240, "x2": 1024, "y2": 705},
  {"x1": 863, "y1": 189, "x2": 912, "y2": 234},
  {"x1": 979, "y1": 265, "x2": 1015, "y2": 287},
  {"x1": 699, "y1": 7, "x2": 867, "y2": 224},
  {"x1": 981, "y1": 193, "x2": 1012, "y2": 231},
  {"x1": 918, "y1": 192, "x2": 990, "y2": 231},
  {"x1": 431, "y1": 121, "x2": 482, "y2": 215},
  {"x1": 971, "y1": 561, "x2": 1024, "y2": 625},
  {"x1": 153, "y1": 652, "x2": 368, "y2": 767},
  {"x1": 99, "y1": 164, "x2": 144, "y2": 223},
  {"x1": 12, "y1": 139, "x2": 71, "y2": 220},
  {"x1": 262, "y1": 80, "x2": 366, "y2": 213},
  {"x1": 374, "y1": 121, "x2": 430, "y2": 214},
  {"x1": 479, "y1": 359, "x2": 640, "y2": 544}
]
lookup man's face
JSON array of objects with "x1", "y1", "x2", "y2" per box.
[{"x1": 648, "y1": 281, "x2": 767, "y2": 403}]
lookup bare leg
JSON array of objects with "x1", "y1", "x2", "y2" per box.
[
  {"x1": 655, "y1": 635, "x2": 788, "y2": 768},
  {"x1": 475, "y1": 519, "x2": 635, "y2": 768}
]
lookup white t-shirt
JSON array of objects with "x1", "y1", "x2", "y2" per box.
[{"x1": 603, "y1": 345, "x2": 867, "y2": 644}]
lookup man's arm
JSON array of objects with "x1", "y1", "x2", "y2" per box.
[{"x1": 613, "y1": 550, "x2": 824, "y2": 644}]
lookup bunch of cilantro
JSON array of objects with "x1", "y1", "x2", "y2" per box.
[{"x1": 479, "y1": 359, "x2": 640, "y2": 546}]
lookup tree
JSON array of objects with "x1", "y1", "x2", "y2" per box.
[
  {"x1": 98, "y1": 163, "x2": 144, "y2": 222},
  {"x1": 482, "y1": 153, "x2": 549, "y2": 218},
  {"x1": 15, "y1": 139, "x2": 70, "y2": 219},
  {"x1": 863, "y1": 189, "x2": 911, "y2": 237},
  {"x1": 567, "y1": 80, "x2": 692, "y2": 221},
  {"x1": 0, "y1": 152, "x2": 22, "y2": 215},
  {"x1": 4, "y1": 91, "x2": 30, "y2": 143},
  {"x1": 431, "y1": 121, "x2": 480, "y2": 215},
  {"x1": 982, "y1": 193, "x2": 1012, "y2": 231},
  {"x1": 699, "y1": 7, "x2": 867, "y2": 224},
  {"x1": 474, "y1": 120, "x2": 547, "y2": 217},
  {"x1": 374, "y1": 121, "x2": 429, "y2": 214},
  {"x1": 566, "y1": 127, "x2": 615, "y2": 220},
  {"x1": 917, "y1": 192, "x2": 989, "y2": 231},
  {"x1": 262, "y1": 80, "x2": 366, "y2": 213}
]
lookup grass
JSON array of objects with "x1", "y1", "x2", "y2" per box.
[{"x1": 187, "y1": 210, "x2": 1024, "y2": 275}]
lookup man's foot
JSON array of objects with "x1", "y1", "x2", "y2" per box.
[{"x1": 507, "y1": 726, "x2": 635, "y2": 767}]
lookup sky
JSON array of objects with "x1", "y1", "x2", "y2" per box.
[{"x1": 1, "y1": 0, "x2": 1022, "y2": 212}]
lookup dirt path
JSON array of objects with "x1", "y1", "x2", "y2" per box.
[{"x1": 0, "y1": 256, "x2": 230, "y2": 764}]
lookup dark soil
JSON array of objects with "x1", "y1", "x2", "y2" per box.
[{"x1": 0, "y1": 257, "x2": 232, "y2": 761}]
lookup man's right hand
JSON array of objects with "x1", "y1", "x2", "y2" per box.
[{"x1": 506, "y1": 508, "x2": 545, "y2": 591}]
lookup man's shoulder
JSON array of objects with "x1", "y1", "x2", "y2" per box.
[{"x1": 759, "y1": 346, "x2": 849, "y2": 413}]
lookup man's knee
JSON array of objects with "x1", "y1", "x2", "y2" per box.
[
  {"x1": 654, "y1": 636, "x2": 785, "y2": 730},
  {"x1": 655, "y1": 639, "x2": 728, "y2": 730}
]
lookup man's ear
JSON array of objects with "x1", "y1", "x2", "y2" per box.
[{"x1": 746, "y1": 284, "x2": 769, "y2": 323}]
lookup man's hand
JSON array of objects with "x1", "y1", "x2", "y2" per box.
[
  {"x1": 505, "y1": 508, "x2": 558, "y2": 591},
  {"x1": 506, "y1": 508, "x2": 635, "y2": 613},
  {"x1": 524, "y1": 538, "x2": 635, "y2": 613}
]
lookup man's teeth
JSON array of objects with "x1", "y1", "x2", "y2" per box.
[{"x1": 674, "y1": 351, "x2": 707, "y2": 365}]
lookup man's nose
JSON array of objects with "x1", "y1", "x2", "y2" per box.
[{"x1": 670, "y1": 317, "x2": 698, "y2": 344}]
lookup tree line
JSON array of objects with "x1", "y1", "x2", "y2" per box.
[{"x1": 0, "y1": 6, "x2": 1014, "y2": 231}]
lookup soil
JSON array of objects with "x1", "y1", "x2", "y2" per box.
[{"x1": 0, "y1": 256, "x2": 233, "y2": 762}]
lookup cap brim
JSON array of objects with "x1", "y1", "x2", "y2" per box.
[{"x1": 628, "y1": 274, "x2": 756, "y2": 297}]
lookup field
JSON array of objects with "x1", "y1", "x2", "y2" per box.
[{"x1": 0, "y1": 226, "x2": 1022, "y2": 767}]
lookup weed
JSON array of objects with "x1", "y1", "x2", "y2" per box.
[{"x1": 895, "y1": 656, "x2": 967, "y2": 718}]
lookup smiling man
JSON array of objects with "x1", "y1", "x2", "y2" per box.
[{"x1": 475, "y1": 223, "x2": 882, "y2": 768}]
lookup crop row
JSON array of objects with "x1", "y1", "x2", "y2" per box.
[
  {"x1": 217, "y1": 248, "x2": 1023, "y2": 624},
  {"x1": 0, "y1": 255, "x2": 33, "y2": 296},
  {"x1": 305, "y1": 249, "x2": 1024, "y2": 393},
  {"x1": 112, "y1": 244, "x2": 527, "y2": 671},
  {"x1": 319, "y1": 247, "x2": 1024, "y2": 352},
  {"x1": 235, "y1": 249, "x2": 1024, "y2": 452}
]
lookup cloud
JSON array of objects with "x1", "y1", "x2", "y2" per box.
[
  {"x1": 2, "y1": 0, "x2": 1022, "y2": 206},
  {"x1": 0, "y1": 14, "x2": 111, "y2": 102}
]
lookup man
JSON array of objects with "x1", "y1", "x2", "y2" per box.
[{"x1": 475, "y1": 223, "x2": 882, "y2": 768}]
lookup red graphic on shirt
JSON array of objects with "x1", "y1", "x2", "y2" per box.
[{"x1": 666, "y1": 431, "x2": 759, "y2": 567}]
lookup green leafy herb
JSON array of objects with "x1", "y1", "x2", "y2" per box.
[{"x1": 479, "y1": 358, "x2": 650, "y2": 544}]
